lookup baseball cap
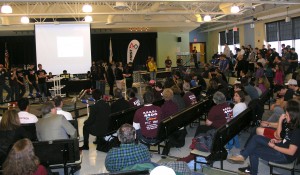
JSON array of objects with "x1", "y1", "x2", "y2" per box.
[{"x1": 285, "y1": 79, "x2": 297, "y2": 86}]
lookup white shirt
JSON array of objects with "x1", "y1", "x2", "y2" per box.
[
  {"x1": 233, "y1": 102, "x2": 247, "y2": 118},
  {"x1": 18, "y1": 111, "x2": 38, "y2": 124},
  {"x1": 56, "y1": 108, "x2": 73, "y2": 120}
]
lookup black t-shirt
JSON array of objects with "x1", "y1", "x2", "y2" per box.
[
  {"x1": 36, "y1": 69, "x2": 47, "y2": 84},
  {"x1": 17, "y1": 70, "x2": 24, "y2": 84},
  {"x1": 0, "y1": 69, "x2": 7, "y2": 85},
  {"x1": 26, "y1": 68, "x2": 36, "y2": 82},
  {"x1": 123, "y1": 66, "x2": 133, "y2": 78},
  {"x1": 284, "y1": 89, "x2": 294, "y2": 101},
  {"x1": 9, "y1": 71, "x2": 18, "y2": 87},
  {"x1": 165, "y1": 59, "x2": 172, "y2": 68},
  {"x1": 277, "y1": 128, "x2": 300, "y2": 162}
]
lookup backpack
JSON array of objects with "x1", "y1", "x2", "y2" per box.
[{"x1": 189, "y1": 129, "x2": 216, "y2": 152}]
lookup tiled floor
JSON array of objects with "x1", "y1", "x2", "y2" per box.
[{"x1": 52, "y1": 115, "x2": 298, "y2": 175}]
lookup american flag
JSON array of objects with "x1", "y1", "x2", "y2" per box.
[
  {"x1": 4, "y1": 43, "x2": 9, "y2": 69},
  {"x1": 109, "y1": 37, "x2": 113, "y2": 63}
]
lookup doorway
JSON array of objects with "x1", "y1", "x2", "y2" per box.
[{"x1": 190, "y1": 42, "x2": 206, "y2": 63}]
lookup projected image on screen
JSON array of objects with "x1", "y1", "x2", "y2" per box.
[
  {"x1": 35, "y1": 24, "x2": 91, "y2": 75},
  {"x1": 57, "y1": 36, "x2": 84, "y2": 57}
]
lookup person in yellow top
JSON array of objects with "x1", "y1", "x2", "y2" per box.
[{"x1": 148, "y1": 57, "x2": 157, "y2": 81}]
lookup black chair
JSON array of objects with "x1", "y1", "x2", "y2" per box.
[
  {"x1": 21, "y1": 123, "x2": 38, "y2": 141},
  {"x1": 33, "y1": 139, "x2": 81, "y2": 175}
]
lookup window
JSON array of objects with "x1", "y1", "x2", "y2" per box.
[{"x1": 218, "y1": 29, "x2": 240, "y2": 54}]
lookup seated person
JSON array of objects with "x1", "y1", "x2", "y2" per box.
[
  {"x1": 126, "y1": 88, "x2": 141, "y2": 107},
  {"x1": 2, "y1": 138, "x2": 48, "y2": 175},
  {"x1": 105, "y1": 124, "x2": 151, "y2": 172},
  {"x1": 0, "y1": 110, "x2": 29, "y2": 165},
  {"x1": 133, "y1": 91, "x2": 162, "y2": 143},
  {"x1": 228, "y1": 100, "x2": 300, "y2": 175},
  {"x1": 132, "y1": 87, "x2": 144, "y2": 105},
  {"x1": 80, "y1": 89, "x2": 111, "y2": 151},
  {"x1": 153, "y1": 82, "x2": 163, "y2": 101},
  {"x1": 36, "y1": 102, "x2": 76, "y2": 141},
  {"x1": 161, "y1": 88, "x2": 178, "y2": 119},
  {"x1": 194, "y1": 91, "x2": 233, "y2": 137},
  {"x1": 111, "y1": 88, "x2": 130, "y2": 113},
  {"x1": 17, "y1": 97, "x2": 38, "y2": 124},
  {"x1": 61, "y1": 70, "x2": 70, "y2": 79},
  {"x1": 241, "y1": 77, "x2": 259, "y2": 100},
  {"x1": 47, "y1": 72, "x2": 54, "y2": 79},
  {"x1": 53, "y1": 95, "x2": 73, "y2": 120},
  {"x1": 182, "y1": 82, "x2": 197, "y2": 107},
  {"x1": 171, "y1": 85, "x2": 185, "y2": 111}
]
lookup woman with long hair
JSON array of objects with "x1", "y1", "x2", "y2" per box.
[
  {"x1": 0, "y1": 110, "x2": 29, "y2": 165},
  {"x1": 3, "y1": 138, "x2": 47, "y2": 175},
  {"x1": 228, "y1": 99, "x2": 300, "y2": 175}
]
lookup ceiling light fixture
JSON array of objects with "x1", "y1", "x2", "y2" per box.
[
  {"x1": 1, "y1": 4, "x2": 12, "y2": 14},
  {"x1": 203, "y1": 15, "x2": 211, "y2": 22},
  {"x1": 231, "y1": 5, "x2": 240, "y2": 14},
  {"x1": 82, "y1": 4, "x2": 92, "y2": 13},
  {"x1": 84, "y1": 16, "x2": 93, "y2": 22},
  {"x1": 195, "y1": 14, "x2": 202, "y2": 22},
  {"x1": 285, "y1": 7, "x2": 291, "y2": 22},
  {"x1": 21, "y1": 16, "x2": 30, "y2": 24}
]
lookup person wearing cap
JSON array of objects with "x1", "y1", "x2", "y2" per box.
[{"x1": 105, "y1": 124, "x2": 151, "y2": 172}]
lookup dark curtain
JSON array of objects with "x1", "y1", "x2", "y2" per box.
[
  {"x1": 219, "y1": 31, "x2": 226, "y2": 45},
  {"x1": 293, "y1": 17, "x2": 300, "y2": 39},
  {"x1": 0, "y1": 36, "x2": 36, "y2": 67},
  {"x1": 266, "y1": 22, "x2": 279, "y2": 42},
  {"x1": 227, "y1": 30, "x2": 233, "y2": 45},
  {"x1": 0, "y1": 33, "x2": 157, "y2": 71},
  {"x1": 279, "y1": 20, "x2": 293, "y2": 41},
  {"x1": 91, "y1": 33, "x2": 157, "y2": 70}
]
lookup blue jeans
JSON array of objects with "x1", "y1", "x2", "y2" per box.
[
  {"x1": 38, "y1": 83, "x2": 48, "y2": 97},
  {"x1": 227, "y1": 135, "x2": 240, "y2": 150},
  {"x1": 150, "y1": 71, "x2": 156, "y2": 81},
  {"x1": 241, "y1": 135, "x2": 289, "y2": 175}
]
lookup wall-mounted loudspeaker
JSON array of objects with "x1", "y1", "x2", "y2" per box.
[{"x1": 177, "y1": 37, "x2": 181, "y2": 42}]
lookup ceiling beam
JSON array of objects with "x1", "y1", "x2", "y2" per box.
[{"x1": 6, "y1": 0, "x2": 300, "y2": 5}]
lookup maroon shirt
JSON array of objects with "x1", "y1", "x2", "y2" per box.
[
  {"x1": 128, "y1": 97, "x2": 141, "y2": 107},
  {"x1": 133, "y1": 105, "x2": 162, "y2": 138},
  {"x1": 183, "y1": 91, "x2": 197, "y2": 107},
  {"x1": 161, "y1": 100, "x2": 179, "y2": 120},
  {"x1": 207, "y1": 103, "x2": 233, "y2": 129}
]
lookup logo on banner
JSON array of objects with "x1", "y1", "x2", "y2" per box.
[{"x1": 127, "y1": 39, "x2": 140, "y2": 63}]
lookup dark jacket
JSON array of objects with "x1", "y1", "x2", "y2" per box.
[
  {"x1": 111, "y1": 98, "x2": 130, "y2": 114},
  {"x1": 84, "y1": 100, "x2": 111, "y2": 136}
]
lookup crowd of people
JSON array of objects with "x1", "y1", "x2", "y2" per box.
[{"x1": 1, "y1": 43, "x2": 300, "y2": 174}]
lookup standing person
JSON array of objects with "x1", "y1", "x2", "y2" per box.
[
  {"x1": 0, "y1": 64, "x2": 11, "y2": 102},
  {"x1": 96, "y1": 61, "x2": 107, "y2": 95},
  {"x1": 123, "y1": 62, "x2": 133, "y2": 89},
  {"x1": 176, "y1": 55, "x2": 183, "y2": 67},
  {"x1": 115, "y1": 62, "x2": 124, "y2": 90},
  {"x1": 192, "y1": 46, "x2": 199, "y2": 69},
  {"x1": 165, "y1": 56, "x2": 172, "y2": 72},
  {"x1": 2, "y1": 138, "x2": 48, "y2": 175},
  {"x1": 288, "y1": 48, "x2": 298, "y2": 73},
  {"x1": 106, "y1": 62, "x2": 115, "y2": 96},
  {"x1": 145, "y1": 56, "x2": 151, "y2": 72},
  {"x1": 223, "y1": 43, "x2": 231, "y2": 59},
  {"x1": 90, "y1": 61, "x2": 97, "y2": 89},
  {"x1": 219, "y1": 54, "x2": 229, "y2": 75},
  {"x1": 148, "y1": 57, "x2": 157, "y2": 81},
  {"x1": 9, "y1": 67, "x2": 19, "y2": 101},
  {"x1": 26, "y1": 64, "x2": 40, "y2": 98},
  {"x1": 16, "y1": 67, "x2": 26, "y2": 98},
  {"x1": 36, "y1": 64, "x2": 48, "y2": 98}
]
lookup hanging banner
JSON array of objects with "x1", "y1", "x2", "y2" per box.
[{"x1": 127, "y1": 39, "x2": 140, "y2": 63}]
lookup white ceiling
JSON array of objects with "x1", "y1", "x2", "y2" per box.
[{"x1": 0, "y1": 0, "x2": 300, "y2": 33}]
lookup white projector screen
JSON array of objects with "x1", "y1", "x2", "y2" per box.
[{"x1": 35, "y1": 24, "x2": 91, "y2": 75}]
